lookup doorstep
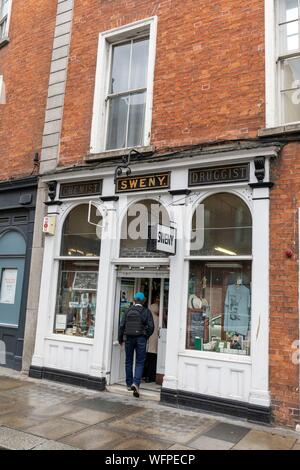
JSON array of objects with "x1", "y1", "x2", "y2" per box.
[{"x1": 107, "y1": 384, "x2": 160, "y2": 402}]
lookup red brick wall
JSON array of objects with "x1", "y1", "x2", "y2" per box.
[
  {"x1": 59, "y1": 0, "x2": 265, "y2": 166},
  {"x1": 270, "y1": 143, "x2": 300, "y2": 428},
  {"x1": 0, "y1": 0, "x2": 56, "y2": 181}
]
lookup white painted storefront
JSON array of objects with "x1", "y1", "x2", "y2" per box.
[{"x1": 30, "y1": 146, "x2": 276, "y2": 422}]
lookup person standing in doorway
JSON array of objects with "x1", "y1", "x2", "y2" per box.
[
  {"x1": 118, "y1": 292, "x2": 154, "y2": 398},
  {"x1": 144, "y1": 297, "x2": 160, "y2": 383}
]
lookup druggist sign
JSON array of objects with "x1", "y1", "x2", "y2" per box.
[{"x1": 156, "y1": 224, "x2": 177, "y2": 255}]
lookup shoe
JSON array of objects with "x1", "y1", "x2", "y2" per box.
[
  {"x1": 127, "y1": 386, "x2": 132, "y2": 391},
  {"x1": 131, "y1": 384, "x2": 140, "y2": 398}
]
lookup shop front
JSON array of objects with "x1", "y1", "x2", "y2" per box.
[
  {"x1": 29, "y1": 145, "x2": 276, "y2": 422},
  {"x1": 0, "y1": 176, "x2": 37, "y2": 370}
]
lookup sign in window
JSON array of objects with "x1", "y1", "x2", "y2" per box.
[{"x1": 0, "y1": 268, "x2": 18, "y2": 305}]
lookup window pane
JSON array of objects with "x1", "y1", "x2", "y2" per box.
[
  {"x1": 106, "y1": 95, "x2": 129, "y2": 150},
  {"x1": 110, "y1": 41, "x2": 131, "y2": 94},
  {"x1": 0, "y1": 17, "x2": 7, "y2": 39},
  {"x1": 120, "y1": 199, "x2": 170, "y2": 258},
  {"x1": 54, "y1": 260, "x2": 99, "y2": 338},
  {"x1": 186, "y1": 261, "x2": 251, "y2": 356},
  {"x1": 191, "y1": 193, "x2": 252, "y2": 256},
  {"x1": 280, "y1": 0, "x2": 299, "y2": 22},
  {"x1": 130, "y1": 37, "x2": 149, "y2": 90},
  {"x1": 279, "y1": 21, "x2": 300, "y2": 54},
  {"x1": 0, "y1": 0, "x2": 9, "y2": 19},
  {"x1": 282, "y1": 88, "x2": 300, "y2": 122},
  {"x1": 282, "y1": 57, "x2": 300, "y2": 89},
  {"x1": 61, "y1": 204, "x2": 101, "y2": 257},
  {"x1": 127, "y1": 92, "x2": 146, "y2": 147}
]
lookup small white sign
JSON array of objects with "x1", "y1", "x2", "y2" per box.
[
  {"x1": 55, "y1": 314, "x2": 67, "y2": 331},
  {"x1": 156, "y1": 225, "x2": 176, "y2": 255},
  {"x1": 43, "y1": 215, "x2": 57, "y2": 235},
  {"x1": 0, "y1": 269, "x2": 18, "y2": 305}
]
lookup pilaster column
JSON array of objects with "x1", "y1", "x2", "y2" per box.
[
  {"x1": 89, "y1": 201, "x2": 117, "y2": 379},
  {"x1": 249, "y1": 185, "x2": 271, "y2": 407}
]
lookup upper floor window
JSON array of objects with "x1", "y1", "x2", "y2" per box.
[
  {"x1": 90, "y1": 18, "x2": 157, "y2": 154},
  {"x1": 278, "y1": 0, "x2": 300, "y2": 124},
  {"x1": 106, "y1": 37, "x2": 149, "y2": 150},
  {"x1": 0, "y1": 0, "x2": 11, "y2": 41}
]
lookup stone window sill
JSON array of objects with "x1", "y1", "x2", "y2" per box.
[
  {"x1": 0, "y1": 37, "x2": 10, "y2": 49},
  {"x1": 258, "y1": 123, "x2": 300, "y2": 137},
  {"x1": 85, "y1": 145, "x2": 155, "y2": 162}
]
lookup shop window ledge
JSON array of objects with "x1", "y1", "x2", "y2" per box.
[
  {"x1": 258, "y1": 123, "x2": 300, "y2": 137},
  {"x1": 85, "y1": 145, "x2": 155, "y2": 162}
]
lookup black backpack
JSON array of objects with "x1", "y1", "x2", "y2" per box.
[{"x1": 124, "y1": 305, "x2": 146, "y2": 336}]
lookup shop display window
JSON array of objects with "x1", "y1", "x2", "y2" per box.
[
  {"x1": 191, "y1": 192, "x2": 252, "y2": 256},
  {"x1": 54, "y1": 204, "x2": 101, "y2": 337},
  {"x1": 55, "y1": 260, "x2": 98, "y2": 337},
  {"x1": 187, "y1": 261, "x2": 251, "y2": 355},
  {"x1": 187, "y1": 193, "x2": 252, "y2": 356}
]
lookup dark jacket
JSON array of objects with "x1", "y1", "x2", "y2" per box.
[{"x1": 118, "y1": 304, "x2": 154, "y2": 344}]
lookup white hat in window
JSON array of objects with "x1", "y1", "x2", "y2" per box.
[{"x1": 188, "y1": 294, "x2": 202, "y2": 310}]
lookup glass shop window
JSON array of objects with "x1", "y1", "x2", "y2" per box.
[
  {"x1": 120, "y1": 199, "x2": 170, "y2": 258},
  {"x1": 187, "y1": 194, "x2": 252, "y2": 356},
  {"x1": 54, "y1": 204, "x2": 102, "y2": 338},
  {"x1": 190, "y1": 192, "x2": 252, "y2": 256}
]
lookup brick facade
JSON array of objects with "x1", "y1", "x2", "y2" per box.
[
  {"x1": 1, "y1": 0, "x2": 299, "y2": 428},
  {"x1": 59, "y1": 0, "x2": 265, "y2": 166},
  {"x1": 0, "y1": 0, "x2": 56, "y2": 181},
  {"x1": 270, "y1": 143, "x2": 300, "y2": 428}
]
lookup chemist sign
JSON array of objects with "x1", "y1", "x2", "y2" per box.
[{"x1": 156, "y1": 225, "x2": 177, "y2": 255}]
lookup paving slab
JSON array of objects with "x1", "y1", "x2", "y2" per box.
[
  {"x1": 73, "y1": 397, "x2": 141, "y2": 416},
  {"x1": 0, "y1": 412, "x2": 45, "y2": 430},
  {"x1": 25, "y1": 417, "x2": 88, "y2": 440},
  {"x1": 33, "y1": 440, "x2": 80, "y2": 451},
  {"x1": 292, "y1": 440, "x2": 300, "y2": 450},
  {"x1": 60, "y1": 424, "x2": 127, "y2": 450},
  {"x1": 203, "y1": 422, "x2": 250, "y2": 444},
  {"x1": 27, "y1": 403, "x2": 74, "y2": 419},
  {"x1": 63, "y1": 408, "x2": 114, "y2": 425},
  {"x1": 0, "y1": 378, "x2": 30, "y2": 391},
  {"x1": 168, "y1": 444, "x2": 197, "y2": 450},
  {"x1": 233, "y1": 430, "x2": 297, "y2": 450},
  {"x1": 189, "y1": 435, "x2": 234, "y2": 450},
  {"x1": 0, "y1": 426, "x2": 46, "y2": 450},
  {"x1": 0, "y1": 400, "x2": 22, "y2": 416},
  {"x1": 108, "y1": 408, "x2": 216, "y2": 444},
  {"x1": 112, "y1": 437, "x2": 169, "y2": 450}
]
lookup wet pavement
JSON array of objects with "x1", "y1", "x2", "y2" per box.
[{"x1": 0, "y1": 368, "x2": 299, "y2": 450}]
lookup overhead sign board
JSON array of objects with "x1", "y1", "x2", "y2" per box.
[
  {"x1": 189, "y1": 164, "x2": 249, "y2": 187},
  {"x1": 116, "y1": 173, "x2": 170, "y2": 193}
]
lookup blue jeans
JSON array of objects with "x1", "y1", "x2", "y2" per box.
[{"x1": 125, "y1": 335, "x2": 147, "y2": 387}]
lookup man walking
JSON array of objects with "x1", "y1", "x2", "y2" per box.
[{"x1": 118, "y1": 292, "x2": 154, "y2": 398}]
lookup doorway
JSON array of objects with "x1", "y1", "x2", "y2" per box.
[{"x1": 110, "y1": 273, "x2": 169, "y2": 390}]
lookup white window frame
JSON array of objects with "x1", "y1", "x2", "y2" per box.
[
  {"x1": 265, "y1": 0, "x2": 300, "y2": 127},
  {"x1": 0, "y1": 0, "x2": 12, "y2": 42},
  {"x1": 90, "y1": 17, "x2": 158, "y2": 154},
  {"x1": 0, "y1": 75, "x2": 5, "y2": 104}
]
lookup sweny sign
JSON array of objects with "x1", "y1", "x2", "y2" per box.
[
  {"x1": 156, "y1": 225, "x2": 177, "y2": 255},
  {"x1": 116, "y1": 172, "x2": 170, "y2": 193}
]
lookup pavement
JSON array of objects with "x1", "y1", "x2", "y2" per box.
[{"x1": 0, "y1": 368, "x2": 299, "y2": 451}]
